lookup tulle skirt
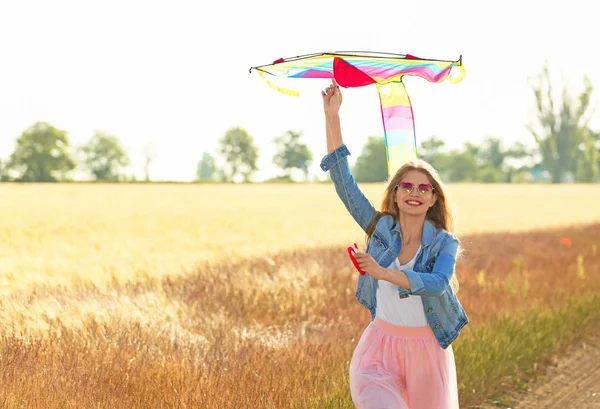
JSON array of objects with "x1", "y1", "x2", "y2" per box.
[{"x1": 349, "y1": 317, "x2": 460, "y2": 409}]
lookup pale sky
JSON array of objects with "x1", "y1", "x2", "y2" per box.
[{"x1": 1, "y1": 0, "x2": 599, "y2": 182}]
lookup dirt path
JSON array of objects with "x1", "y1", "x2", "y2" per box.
[{"x1": 509, "y1": 333, "x2": 600, "y2": 409}]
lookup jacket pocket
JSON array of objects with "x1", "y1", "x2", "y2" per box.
[
  {"x1": 368, "y1": 231, "x2": 389, "y2": 260},
  {"x1": 424, "y1": 257, "x2": 436, "y2": 272}
]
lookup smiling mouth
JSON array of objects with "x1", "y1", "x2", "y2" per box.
[{"x1": 405, "y1": 200, "x2": 423, "y2": 206}]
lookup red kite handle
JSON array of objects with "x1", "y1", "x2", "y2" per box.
[{"x1": 347, "y1": 243, "x2": 365, "y2": 275}]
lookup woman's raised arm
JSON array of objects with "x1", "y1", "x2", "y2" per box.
[
  {"x1": 320, "y1": 79, "x2": 376, "y2": 233},
  {"x1": 322, "y1": 79, "x2": 344, "y2": 154}
]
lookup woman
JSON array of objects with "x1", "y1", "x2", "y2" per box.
[{"x1": 320, "y1": 79, "x2": 469, "y2": 409}]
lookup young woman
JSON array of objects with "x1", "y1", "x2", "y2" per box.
[{"x1": 320, "y1": 79, "x2": 469, "y2": 409}]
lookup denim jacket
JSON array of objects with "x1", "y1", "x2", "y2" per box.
[{"x1": 320, "y1": 144, "x2": 469, "y2": 349}]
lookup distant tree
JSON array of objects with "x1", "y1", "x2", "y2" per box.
[
  {"x1": 272, "y1": 130, "x2": 313, "y2": 181},
  {"x1": 507, "y1": 141, "x2": 532, "y2": 161},
  {"x1": 479, "y1": 136, "x2": 505, "y2": 170},
  {"x1": 478, "y1": 136, "x2": 533, "y2": 182},
  {"x1": 0, "y1": 157, "x2": 8, "y2": 181},
  {"x1": 443, "y1": 148, "x2": 480, "y2": 182},
  {"x1": 463, "y1": 141, "x2": 480, "y2": 158},
  {"x1": 8, "y1": 121, "x2": 76, "y2": 182},
  {"x1": 477, "y1": 165, "x2": 501, "y2": 183},
  {"x1": 593, "y1": 130, "x2": 600, "y2": 175},
  {"x1": 353, "y1": 136, "x2": 388, "y2": 182},
  {"x1": 418, "y1": 135, "x2": 446, "y2": 165},
  {"x1": 197, "y1": 152, "x2": 216, "y2": 181},
  {"x1": 418, "y1": 137, "x2": 482, "y2": 182},
  {"x1": 575, "y1": 129, "x2": 600, "y2": 182},
  {"x1": 527, "y1": 61, "x2": 596, "y2": 183},
  {"x1": 218, "y1": 127, "x2": 259, "y2": 182},
  {"x1": 419, "y1": 135, "x2": 536, "y2": 183},
  {"x1": 81, "y1": 131, "x2": 131, "y2": 182},
  {"x1": 141, "y1": 143, "x2": 156, "y2": 182}
]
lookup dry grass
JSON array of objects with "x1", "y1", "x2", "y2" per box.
[
  {"x1": 2, "y1": 183, "x2": 600, "y2": 408},
  {"x1": 2, "y1": 182, "x2": 599, "y2": 293},
  {"x1": 1, "y1": 220, "x2": 599, "y2": 408}
]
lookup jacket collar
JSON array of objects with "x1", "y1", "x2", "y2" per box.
[{"x1": 392, "y1": 218, "x2": 436, "y2": 247}]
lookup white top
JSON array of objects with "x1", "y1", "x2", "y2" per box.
[{"x1": 375, "y1": 246, "x2": 428, "y2": 327}]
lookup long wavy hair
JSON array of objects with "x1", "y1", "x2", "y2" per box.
[{"x1": 365, "y1": 158, "x2": 461, "y2": 293}]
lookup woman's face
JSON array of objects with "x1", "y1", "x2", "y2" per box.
[{"x1": 394, "y1": 170, "x2": 438, "y2": 216}]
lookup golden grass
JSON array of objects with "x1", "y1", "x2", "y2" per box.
[
  {"x1": 0, "y1": 223, "x2": 598, "y2": 408},
  {"x1": 2, "y1": 183, "x2": 600, "y2": 407},
  {"x1": 2, "y1": 182, "x2": 599, "y2": 293}
]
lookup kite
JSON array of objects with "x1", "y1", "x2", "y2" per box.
[{"x1": 249, "y1": 51, "x2": 466, "y2": 179}]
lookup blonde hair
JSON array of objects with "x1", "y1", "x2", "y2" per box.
[{"x1": 365, "y1": 158, "x2": 460, "y2": 293}]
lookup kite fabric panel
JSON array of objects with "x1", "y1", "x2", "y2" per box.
[
  {"x1": 377, "y1": 81, "x2": 418, "y2": 178},
  {"x1": 249, "y1": 52, "x2": 465, "y2": 179}
]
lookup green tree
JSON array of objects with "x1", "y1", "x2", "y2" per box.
[
  {"x1": 197, "y1": 152, "x2": 216, "y2": 181},
  {"x1": 218, "y1": 127, "x2": 259, "y2": 182},
  {"x1": 418, "y1": 135, "x2": 446, "y2": 165},
  {"x1": 479, "y1": 136, "x2": 533, "y2": 182},
  {"x1": 575, "y1": 129, "x2": 600, "y2": 182},
  {"x1": 418, "y1": 137, "x2": 482, "y2": 182},
  {"x1": 272, "y1": 130, "x2": 313, "y2": 181},
  {"x1": 0, "y1": 157, "x2": 8, "y2": 181},
  {"x1": 80, "y1": 131, "x2": 130, "y2": 181},
  {"x1": 479, "y1": 136, "x2": 505, "y2": 170},
  {"x1": 478, "y1": 165, "x2": 502, "y2": 183},
  {"x1": 8, "y1": 121, "x2": 76, "y2": 182},
  {"x1": 463, "y1": 141, "x2": 480, "y2": 158},
  {"x1": 594, "y1": 130, "x2": 600, "y2": 175},
  {"x1": 353, "y1": 136, "x2": 388, "y2": 182},
  {"x1": 141, "y1": 143, "x2": 156, "y2": 182},
  {"x1": 444, "y1": 148, "x2": 480, "y2": 182},
  {"x1": 527, "y1": 61, "x2": 595, "y2": 183}
]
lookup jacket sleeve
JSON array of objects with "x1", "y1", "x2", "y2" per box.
[
  {"x1": 402, "y1": 237, "x2": 459, "y2": 297},
  {"x1": 320, "y1": 144, "x2": 376, "y2": 233}
]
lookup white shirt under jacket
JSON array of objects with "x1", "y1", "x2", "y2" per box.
[{"x1": 375, "y1": 246, "x2": 429, "y2": 327}]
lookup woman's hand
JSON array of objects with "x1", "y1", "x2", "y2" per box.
[
  {"x1": 354, "y1": 252, "x2": 388, "y2": 280},
  {"x1": 321, "y1": 78, "x2": 343, "y2": 115}
]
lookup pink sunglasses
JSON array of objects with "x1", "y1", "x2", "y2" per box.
[{"x1": 397, "y1": 182, "x2": 435, "y2": 195}]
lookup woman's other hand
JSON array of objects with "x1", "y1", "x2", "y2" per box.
[
  {"x1": 322, "y1": 78, "x2": 343, "y2": 115},
  {"x1": 354, "y1": 252, "x2": 388, "y2": 280}
]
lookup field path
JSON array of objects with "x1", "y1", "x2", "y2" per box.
[{"x1": 510, "y1": 331, "x2": 600, "y2": 409}]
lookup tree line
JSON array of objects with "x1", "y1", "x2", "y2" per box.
[
  {"x1": 0, "y1": 123, "x2": 136, "y2": 183},
  {"x1": 0, "y1": 124, "x2": 314, "y2": 183},
  {"x1": 1, "y1": 62, "x2": 598, "y2": 184},
  {"x1": 197, "y1": 128, "x2": 313, "y2": 183}
]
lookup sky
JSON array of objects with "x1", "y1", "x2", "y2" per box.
[{"x1": 1, "y1": 0, "x2": 599, "y2": 182}]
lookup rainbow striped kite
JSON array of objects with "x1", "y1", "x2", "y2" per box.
[{"x1": 249, "y1": 51, "x2": 466, "y2": 179}]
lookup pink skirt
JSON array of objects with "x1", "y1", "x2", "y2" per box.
[{"x1": 349, "y1": 317, "x2": 460, "y2": 409}]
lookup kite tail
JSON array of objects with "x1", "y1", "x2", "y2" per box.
[
  {"x1": 447, "y1": 63, "x2": 467, "y2": 84},
  {"x1": 257, "y1": 71, "x2": 299, "y2": 97},
  {"x1": 377, "y1": 80, "x2": 418, "y2": 180}
]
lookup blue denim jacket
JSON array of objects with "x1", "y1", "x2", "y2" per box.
[{"x1": 320, "y1": 144, "x2": 469, "y2": 349}]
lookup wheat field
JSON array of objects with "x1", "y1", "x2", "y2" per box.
[
  {"x1": 2, "y1": 182, "x2": 599, "y2": 293},
  {"x1": 2, "y1": 182, "x2": 600, "y2": 408}
]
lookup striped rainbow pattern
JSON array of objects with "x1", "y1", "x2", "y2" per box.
[
  {"x1": 250, "y1": 52, "x2": 465, "y2": 179},
  {"x1": 377, "y1": 81, "x2": 418, "y2": 178}
]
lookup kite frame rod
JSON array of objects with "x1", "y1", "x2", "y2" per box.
[{"x1": 249, "y1": 51, "x2": 462, "y2": 73}]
